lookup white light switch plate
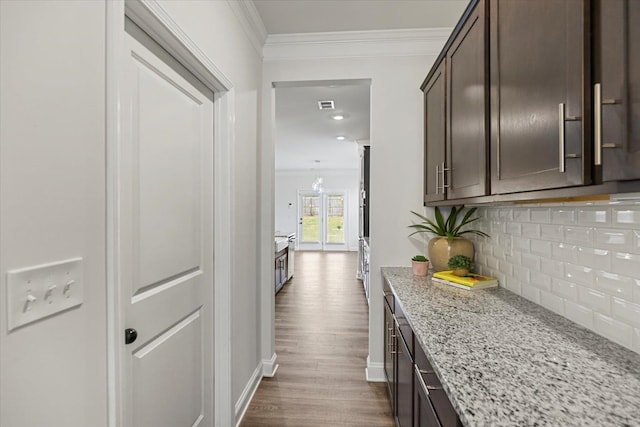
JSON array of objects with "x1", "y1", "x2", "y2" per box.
[{"x1": 7, "y1": 258, "x2": 83, "y2": 331}]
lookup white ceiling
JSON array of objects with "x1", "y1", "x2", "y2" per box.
[
  {"x1": 275, "y1": 81, "x2": 370, "y2": 171},
  {"x1": 253, "y1": 0, "x2": 469, "y2": 34},
  {"x1": 258, "y1": 0, "x2": 469, "y2": 171}
]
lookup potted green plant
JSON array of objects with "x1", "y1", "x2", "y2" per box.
[
  {"x1": 408, "y1": 206, "x2": 488, "y2": 272},
  {"x1": 411, "y1": 255, "x2": 429, "y2": 277},
  {"x1": 448, "y1": 255, "x2": 474, "y2": 277}
]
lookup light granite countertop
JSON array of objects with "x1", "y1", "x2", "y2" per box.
[{"x1": 381, "y1": 267, "x2": 640, "y2": 427}]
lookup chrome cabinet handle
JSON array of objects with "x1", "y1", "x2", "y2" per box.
[
  {"x1": 594, "y1": 82, "x2": 622, "y2": 166},
  {"x1": 558, "y1": 103, "x2": 582, "y2": 173},
  {"x1": 414, "y1": 365, "x2": 430, "y2": 396},
  {"x1": 434, "y1": 163, "x2": 440, "y2": 195}
]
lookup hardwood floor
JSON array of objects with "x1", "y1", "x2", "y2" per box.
[{"x1": 240, "y1": 251, "x2": 395, "y2": 427}]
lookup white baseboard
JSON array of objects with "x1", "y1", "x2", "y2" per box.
[
  {"x1": 262, "y1": 352, "x2": 279, "y2": 377},
  {"x1": 234, "y1": 364, "x2": 263, "y2": 427},
  {"x1": 366, "y1": 355, "x2": 386, "y2": 382}
]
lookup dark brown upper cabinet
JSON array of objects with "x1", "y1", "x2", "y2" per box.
[
  {"x1": 489, "y1": 0, "x2": 592, "y2": 194},
  {"x1": 421, "y1": 0, "x2": 487, "y2": 204},
  {"x1": 594, "y1": 0, "x2": 640, "y2": 182},
  {"x1": 446, "y1": 0, "x2": 488, "y2": 199},
  {"x1": 423, "y1": 61, "x2": 447, "y2": 204}
]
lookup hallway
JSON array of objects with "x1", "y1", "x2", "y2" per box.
[{"x1": 241, "y1": 251, "x2": 394, "y2": 426}]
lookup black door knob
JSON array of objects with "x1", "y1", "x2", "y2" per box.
[{"x1": 124, "y1": 328, "x2": 138, "y2": 345}]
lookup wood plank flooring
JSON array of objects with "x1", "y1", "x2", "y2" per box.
[{"x1": 240, "y1": 251, "x2": 395, "y2": 427}]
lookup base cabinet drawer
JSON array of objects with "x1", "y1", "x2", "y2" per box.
[{"x1": 414, "y1": 365, "x2": 441, "y2": 427}]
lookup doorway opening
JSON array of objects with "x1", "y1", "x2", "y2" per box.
[{"x1": 298, "y1": 191, "x2": 348, "y2": 251}]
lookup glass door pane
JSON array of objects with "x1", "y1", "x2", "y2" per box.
[
  {"x1": 300, "y1": 194, "x2": 321, "y2": 243},
  {"x1": 326, "y1": 194, "x2": 345, "y2": 244}
]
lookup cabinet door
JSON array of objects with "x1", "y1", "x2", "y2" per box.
[
  {"x1": 413, "y1": 367, "x2": 441, "y2": 427},
  {"x1": 396, "y1": 324, "x2": 414, "y2": 427},
  {"x1": 490, "y1": 0, "x2": 590, "y2": 194},
  {"x1": 446, "y1": 0, "x2": 488, "y2": 199},
  {"x1": 384, "y1": 301, "x2": 395, "y2": 408},
  {"x1": 423, "y1": 61, "x2": 447, "y2": 203},
  {"x1": 595, "y1": 0, "x2": 640, "y2": 181}
]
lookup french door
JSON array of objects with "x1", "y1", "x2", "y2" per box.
[{"x1": 298, "y1": 191, "x2": 348, "y2": 251}]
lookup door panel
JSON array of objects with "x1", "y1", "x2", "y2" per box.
[
  {"x1": 423, "y1": 62, "x2": 446, "y2": 203},
  {"x1": 447, "y1": 4, "x2": 487, "y2": 199},
  {"x1": 490, "y1": 0, "x2": 588, "y2": 193},
  {"x1": 133, "y1": 311, "x2": 203, "y2": 427},
  {"x1": 121, "y1": 20, "x2": 214, "y2": 427}
]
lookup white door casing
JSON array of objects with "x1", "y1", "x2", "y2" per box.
[{"x1": 118, "y1": 20, "x2": 214, "y2": 427}]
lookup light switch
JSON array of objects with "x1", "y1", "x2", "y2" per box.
[{"x1": 6, "y1": 258, "x2": 83, "y2": 331}]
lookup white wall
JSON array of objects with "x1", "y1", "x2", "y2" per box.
[
  {"x1": 1, "y1": 1, "x2": 264, "y2": 425},
  {"x1": 472, "y1": 201, "x2": 640, "y2": 355},
  {"x1": 0, "y1": 2, "x2": 107, "y2": 426},
  {"x1": 262, "y1": 46, "x2": 445, "y2": 379},
  {"x1": 275, "y1": 169, "x2": 360, "y2": 250}
]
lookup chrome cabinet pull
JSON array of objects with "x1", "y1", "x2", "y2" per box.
[
  {"x1": 434, "y1": 163, "x2": 440, "y2": 195},
  {"x1": 414, "y1": 365, "x2": 430, "y2": 396},
  {"x1": 594, "y1": 82, "x2": 622, "y2": 166},
  {"x1": 558, "y1": 103, "x2": 582, "y2": 173},
  {"x1": 441, "y1": 162, "x2": 450, "y2": 189}
]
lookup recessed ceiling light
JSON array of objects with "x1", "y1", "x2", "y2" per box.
[
  {"x1": 336, "y1": 136, "x2": 345, "y2": 140},
  {"x1": 332, "y1": 114, "x2": 344, "y2": 121}
]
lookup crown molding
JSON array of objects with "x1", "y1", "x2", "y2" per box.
[
  {"x1": 263, "y1": 27, "x2": 453, "y2": 61},
  {"x1": 227, "y1": 0, "x2": 268, "y2": 56}
]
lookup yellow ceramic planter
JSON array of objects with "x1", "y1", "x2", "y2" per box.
[{"x1": 428, "y1": 237, "x2": 474, "y2": 272}]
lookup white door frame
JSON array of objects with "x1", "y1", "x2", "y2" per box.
[
  {"x1": 106, "y1": 1, "x2": 235, "y2": 426},
  {"x1": 297, "y1": 190, "x2": 349, "y2": 251}
]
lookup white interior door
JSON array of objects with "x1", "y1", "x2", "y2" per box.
[
  {"x1": 324, "y1": 192, "x2": 348, "y2": 251},
  {"x1": 118, "y1": 20, "x2": 214, "y2": 427}
]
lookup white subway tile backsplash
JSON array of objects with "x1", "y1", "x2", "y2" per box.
[
  {"x1": 595, "y1": 228, "x2": 633, "y2": 249},
  {"x1": 540, "y1": 224, "x2": 563, "y2": 241},
  {"x1": 551, "y1": 242, "x2": 578, "y2": 263},
  {"x1": 513, "y1": 265, "x2": 530, "y2": 283},
  {"x1": 578, "y1": 287, "x2": 611, "y2": 315},
  {"x1": 530, "y1": 270, "x2": 552, "y2": 291},
  {"x1": 506, "y1": 222, "x2": 522, "y2": 236},
  {"x1": 595, "y1": 272, "x2": 634, "y2": 300},
  {"x1": 564, "y1": 301, "x2": 594, "y2": 329},
  {"x1": 531, "y1": 240, "x2": 552, "y2": 257},
  {"x1": 520, "y1": 253, "x2": 541, "y2": 270},
  {"x1": 475, "y1": 202, "x2": 640, "y2": 355},
  {"x1": 565, "y1": 264, "x2": 595, "y2": 286},
  {"x1": 578, "y1": 207, "x2": 611, "y2": 226},
  {"x1": 512, "y1": 237, "x2": 530, "y2": 252},
  {"x1": 611, "y1": 252, "x2": 640, "y2": 279},
  {"x1": 505, "y1": 276, "x2": 522, "y2": 295},
  {"x1": 513, "y1": 208, "x2": 530, "y2": 222},
  {"x1": 594, "y1": 313, "x2": 633, "y2": 349},
  {"x1": 521, "y1": 285, "x2": 541, "y2": 304},
  {"x1": 541, "y1": 259, "x2": 565, "y2": 279},
  {"x1": 564, "y1": 227, "x2": 594, "y2": 244},
  {"x1": 612, "y1": 298, "x2": 640, "y2": 328},
  {"x1": 521, "y1": 223, "x2": 541, "y2": 239},
  {"x1": 552, "y1": 278, "x2": 578, "y2": 300},
  {"x1": 577, "y1": 247, "x2": 611, "y2": 271},
  {"x1": 530, "y1": 208, "x2": 551, "y2": 223},
  {"x1": 551, "y1": 208, "x2": 576, "y2": 224},
  {"x1": 613, "y1": 206, "x2": 640, "y2": 227},
  {"x1": 540, "y1": 290, "x2": 564, "y2": 315}
]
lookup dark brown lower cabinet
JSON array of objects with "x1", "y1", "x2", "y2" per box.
[
  {"x1": 384, "y1": 299, "x2": 395, "y2": 407},
  {"x1": 396, "y1": 323, "x2": 413, "y2": 427}
]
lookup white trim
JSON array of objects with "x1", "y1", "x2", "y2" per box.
[
  {"x1": 365, "y1": 356, "x2": 386, "y2": 382},
  {"x1": 234, "y1": 363, "x2": 263, "y2": 427},
  {"x1": 125, "y1": 0, "x2": 233, "y2": 91},
  {"x1": 107, "y1": 2, "x2": 236, "y2": 426},
  {"x1": 263, "y1": 28, "x2": 453, "y2": 61},
  {"x1": 106, "y1": 2, "x2": 125, "y2": 426},
  {"x1": 276, "y1": 168, "x2": 359, "y2": 176},
  {"x1": 261, "y1": 352, "x2": 279, "y2": 378},
  {"x1": 226, "y1": 0, "x2": 267, "y2": 57}
]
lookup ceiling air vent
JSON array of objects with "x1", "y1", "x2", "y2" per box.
[{"x1": 317, "y1": 100, "x2": 335, "y2": 110}]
